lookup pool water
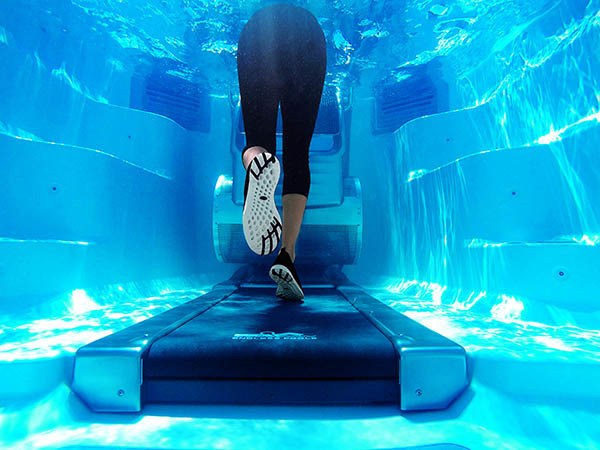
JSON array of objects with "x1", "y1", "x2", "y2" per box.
[{"x1": 1, "y1": 0, "x2": 600, "y2": 448}]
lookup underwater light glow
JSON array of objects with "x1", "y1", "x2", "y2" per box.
[
  {"x1": 452, "y1": 291, "x2": 488, "y2": 311},
  {"x1": 0, "y1": 280, "x2": 209, "y2": 361},
  {"x1": 569, "y1": 234, "x2": 600, "y2": 246},
  {"x1": 0, "y1": 26, "x2": 7, "y2": 45},
  {"x1": 386, "y1": 279, "x2": 452, "y2": 306},
  {"x1": 533, "y1": 335, "x2": 575, "y2": 352},
  {"x1": 406, "y1": 169, "x2": 428, "y2": 182},
  {"x1": 374, "y1": 282, "x2": 600, "y2": 364},
  {"x1": 537, "y1": 128, "x2": 562, "y2": 144},
  {"x1": 0, "y1": 122, "x2": 42, "y2": 141},
  {"x1": 428, "y1": 4, "x2": 449, "y2": 17},
  {"x1": 215, "y1": 174, "x2": 232, "y2": 191},
  {"x1": 201, "y1": 39, "x2": 236, "y2": 55},
  {"x1": 0, "y1": 238, "x2": 91, "y2": 246},
  {"x1": 536, "y1": 110, "x2": 600, "y2": 144},
  {"x1": 405, "y1": 149, "x2": 494, "y2": 182},
  {"x1": 491, "y1": 295, "x2": 524, "y2": 322},
  {"x1": 332, "y1": 30, "x2": 353, "y2": 65},
  {"x1": 51, "y1": 63, "x2": 108, "y2": 104},
  {"x1": 69, "y1": 289, "x2": 100, "y2": 315},
  {"x1": 464, "y1": 239, "x2": 507, "y2": 248}
]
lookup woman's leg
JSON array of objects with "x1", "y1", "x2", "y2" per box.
[
  {"x1": 261, "y1": 5, "x2": 326, "y2": 300},
  {"x1": 280, "y1": 194, "x2": 307, "y2": 262},
  {"x1": 242, "y1": 146, "x2": 266, "y2": 170},
  {"x1": 237, "y1": 19, "x2": 279, "y2": 160},
  {"x1": 279, "y1": 12, "x2": 327, "y2": 262},
  {"x1": 237, "y1": 16, "x2": 282, "y2": 255}
]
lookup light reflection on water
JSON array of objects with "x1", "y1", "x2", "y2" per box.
[
  {"x1": 0, "y1": 278, "x2": 209, "y2": 361},
  {"x1": 3, "y1": 0, "x2": 568, "y2": 96},
  {"x1": 372, "y1": 280, "x2": 600, "y2": 364},
  {"x1": 6, "y1": 276, "x2": 599, "y2": 365},
  {"x1": 459, "y1": 0, "x2": 600, "y2": 146}
]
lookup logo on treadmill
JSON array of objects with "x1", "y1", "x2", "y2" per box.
[{"x1": 232, "y1": 331, "x2": 317, "y2": 340}]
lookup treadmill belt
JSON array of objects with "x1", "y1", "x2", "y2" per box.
[{"x1": 144, "y1": 287, "x2": 398, "y2": 379}]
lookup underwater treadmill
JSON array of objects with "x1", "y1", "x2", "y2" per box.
[
  {"x1": 72, "y1": 88, "x2": 467, "y2": 413},
  {"x1": 71, "y1": 269, "x2": 469, "y2": 413}
]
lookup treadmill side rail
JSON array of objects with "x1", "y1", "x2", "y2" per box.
[
  {"x1": 71, "y1": 346, "x2": 145, "y2": 412},
  {"x1": 338, "y1": 286, "x2": 469, "y2": 411},
  {"x1": 399, "y1": 346, "x2": 468, "y2": 411},
  {"x1": 71, "y1": 286, "x2": 236, "y2": 412}
]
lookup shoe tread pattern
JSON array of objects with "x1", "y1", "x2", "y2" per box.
[
  {"x1": 243, "y1": 153, "x2": 282, "y2": 256},
  {"x1": 270, "y1": 264, "x2": 304, "y2": 301}
]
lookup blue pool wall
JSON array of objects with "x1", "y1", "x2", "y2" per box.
[
  {"x1": 386, "y1": 0, "x2": 600, "y2": 311},
  {"x1": 0, "y1": 0, "x2": 599, "y2": 314}
]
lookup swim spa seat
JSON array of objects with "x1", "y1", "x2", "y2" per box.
[{"x1": 70, "y1": 87, "x2": 469, "y2": 412}]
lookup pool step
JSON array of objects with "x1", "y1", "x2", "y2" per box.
[
  {"x1": 0, "y1": 133, "x2": 196, "y2": 296},
  {"x1": 1, "y1": 132, "x2": 176, "y2": 239},
  {"x1": 472, "y1": 347, "x2": 600, "y2": 406},
  {"x1": 465, "y1": 240, "x2": 600, "y2": 310},
  {"x1": 0, "y1": 40, "x2": 196, "y2": 178},
  {"x1": 399, "y1": 125, "x2": 600, "y2": 244},
  {"x1": 393, "y1": 120, "x2": 600, "y2": 305},
  {"x1": 395, "y1": 102, "x2": 506, "y2": 176}
]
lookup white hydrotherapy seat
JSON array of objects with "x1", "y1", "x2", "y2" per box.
[{"x1": 213, "y1": 86, "x2": 362, "y2": 265}]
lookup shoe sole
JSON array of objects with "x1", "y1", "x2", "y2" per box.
[
  {"x1": 270, "y1": 264, "x2": 304, "y2": 301},
  {"x1": 243, "y1": 153, "x2": 282, "y2": 256}
]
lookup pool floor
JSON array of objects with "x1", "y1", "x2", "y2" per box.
[{"x1": 1, "y1": 278, "x2": 600, "y2": 449}]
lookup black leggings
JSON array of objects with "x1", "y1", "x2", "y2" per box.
[{"x1": 237, "y1": 4, "x2": 326, "y2": 198}]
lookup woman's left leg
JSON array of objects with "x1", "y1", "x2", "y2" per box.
[
  {"x1": 236, "y1": 12, "x2": 283, "y2": 256},
  {"x1": 279, "y1": 20, "x2": 327, "y2": 261}
]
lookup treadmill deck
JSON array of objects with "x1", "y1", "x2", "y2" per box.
[{"x1": 71, "y1": 279, "x2": 469, "y2": 412}]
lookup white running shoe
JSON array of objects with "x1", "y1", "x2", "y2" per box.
[
  {"x1": 243, "y1": 152, "x2": 282, "y2": 256},
  {"x1": 270, "y1": 248, "x2": 304, "y2": 301}
]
